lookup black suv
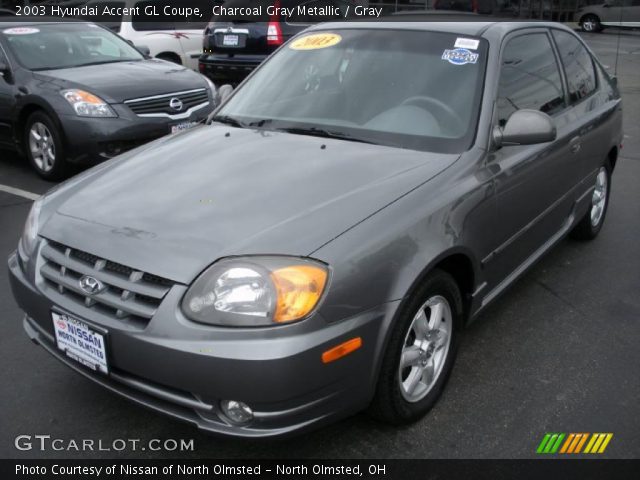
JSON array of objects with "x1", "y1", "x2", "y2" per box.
[{"x1": 199, "y1": 0, "x2": 356, "y2": 85}]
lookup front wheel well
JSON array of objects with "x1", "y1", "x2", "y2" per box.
[
  {"x1": 16, "y1": 104, "x2": 47, "y2": 148},
  {"x1": 431, "y1": 254, "x2": 475, "y2": 320},
  {"x1": 607, "y1": 146, "x2": 618, "y2": 171}
]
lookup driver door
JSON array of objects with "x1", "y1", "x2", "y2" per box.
[{"x1": 483, "y1": 30, "x2": 577, "y2": 289}]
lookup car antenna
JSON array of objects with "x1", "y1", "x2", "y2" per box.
[{"x1": 613, "y1": 3, "x2": 623, "y2": 78}]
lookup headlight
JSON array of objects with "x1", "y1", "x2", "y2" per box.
[
  {"x1": 61, "y1": 89, "x2": 116, "y2": 118},
  {"x1": 203, "y1": 76, "x2": 216, "y2": 98},
  {"x1": 182, "y1": 256, "x2": 329, "y2": 327},
  {"x1": 19, "y1": 198, "x2": 42, "y2": 258}
]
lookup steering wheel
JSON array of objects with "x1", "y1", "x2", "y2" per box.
[{"x1": 401, "y1": 96, "x2": 464, "y2": 134}]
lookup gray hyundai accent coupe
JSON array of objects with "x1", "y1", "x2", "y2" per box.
[{"x1": 9, "y1": 21, "x2": 622, "y2": 437}]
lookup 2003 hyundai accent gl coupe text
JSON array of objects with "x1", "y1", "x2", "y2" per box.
[{"x1": 8, "y1": 21, "x2": 623, "y2": 437}]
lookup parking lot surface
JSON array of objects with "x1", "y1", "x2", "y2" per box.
[{"x1": 1, "y1": 31, "x2": 639, "y2": 459}]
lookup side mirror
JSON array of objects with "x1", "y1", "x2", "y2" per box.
[
  {"x1": 135, "y1": 45, "x2": 151, "y2": 57},
  {"x1": 216, "y1": 84, "x2": 234, "y2": 105},
  {"x1": 493, "y1": 109, "x2": 556, "y2": 148}
]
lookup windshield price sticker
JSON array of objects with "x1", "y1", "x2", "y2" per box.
[
  {"x1": 442, "y1": 48, "x2": 479, "y2": 66},
  {"x1": 3, "y1": 27, "x2": 40, "y2": 35},
  {"x1": 290, "y1": 33, "x2": 342, "y2": 51},
  {"x1": 454, "y1": 38, "x2": 480, "y2": 50}
]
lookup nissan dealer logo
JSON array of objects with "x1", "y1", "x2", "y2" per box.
[
  {"x1": 79, "y1": 275, "x2": 105, "y2": 295},
  {"x1": 169, "y1": 97, "x2": 183, "y2": 111}
]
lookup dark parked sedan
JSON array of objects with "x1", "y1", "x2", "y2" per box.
[
  {"x1": 0, "y1": 20, "x2": 216, "y2": 179},
  {"x1": 9, "y1": 21, "x2": 622, "y2": 437}
]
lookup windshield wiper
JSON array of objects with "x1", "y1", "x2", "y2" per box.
[
  {"x1": 209, "y1": 115, "x2": 246, "y2": 128},
  {"x1": 73, "y1": 59, "x2": 132, "y2": 67},
  {"x1": 246, "y1": 118, "x2": 274, "y2": 128},
  {"x1": 277, "y1": 127, "x2": 376, "y2": 145}
]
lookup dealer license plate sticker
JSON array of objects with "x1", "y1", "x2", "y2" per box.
[
  {"x1": 171, "y1": 122, "x2": 197, "y2": 134},
  {"x1": 223, "y1": 34, "x2": 239, "y2": 46},
  {"x1": 52, "y1": 312, "x2": 108, "y2": 374}
]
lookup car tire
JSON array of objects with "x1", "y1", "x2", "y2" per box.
[
  {"x1": 581, "y1": 15, "x2": 602, "y2": 33},
  {"x1": 369, "y1": 269, "x2": 462, "y2": 425},
  {"x1": 570, "y1": 164, "x2": 612, "y2": 241},
  {"x1": 24, "y1": 111, "x2": 68, "y2": 180}
]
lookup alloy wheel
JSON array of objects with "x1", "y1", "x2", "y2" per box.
[
  {"x1": 29, "y1": 122, "x2": 56, "y2": 173},
  {"x1": 399, "y1": 295, "x2": 452, "y2": 403},
  {"x1": 591, "y1": 167, "x2": 608, "y2": 227}
]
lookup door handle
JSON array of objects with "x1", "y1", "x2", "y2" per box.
[{"x1": 569, "y1": 136, "x2": 581, "y2": 154}]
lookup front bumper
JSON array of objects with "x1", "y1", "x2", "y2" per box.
[
  {"x1": 8, "y1": 250, "x2": 397, "y2": 437},
  {"x1": 58, "y1": 102, "x2": 213, "y2": 166}
]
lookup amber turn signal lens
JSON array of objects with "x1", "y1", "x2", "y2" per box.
[
  {"x1": 270, "y1": 265, "x2": 328, "y2": 323},
  {"x1": 322, "y1": 337, "x2": 362, "y2": 364},
  {"x1": 68, "y1": 90, "x2": 103, "y2": 104}
]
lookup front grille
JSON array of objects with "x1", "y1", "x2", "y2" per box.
[
  {"x1": 125, "y1": 89, "x2": 209, "y2": 117},
  {"x1": 40, "y1": 241, "x2": 174, "y2": 326}
]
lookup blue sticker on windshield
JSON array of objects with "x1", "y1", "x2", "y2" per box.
[{"x1": 442, "y1": 48, "x2": 479, "y2": 66}]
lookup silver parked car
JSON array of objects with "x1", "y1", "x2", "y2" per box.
[
  {"x1": 9, "y1": 21, "x2": 623, "y2": 437},
  {"x1": 578, "y1": 0, "x2": 640, "y2": 32}
]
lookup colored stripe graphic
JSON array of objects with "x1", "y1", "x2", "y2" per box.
[
  {"x1": 598, "y1": 433, "x2": 614, "y2": 453},
  {"x1": 560, "y1": 434, "x2": 575, "y2": 453},
  {"x1": 550, "y1": 433, "x2": 565, "y2": 453},
  {"x1": 537, "y1": 433, "x2": 565, "y2": 454},
  {"x1": 584, "y1": 433, "x2": 614, "y2": 454},
  {"x1": 538, "y1": 433, "x2": 613, "y2": 454},
  {"x1": 574, "y1": 433, "x2": 589, "y2": 454},
  {"x1": 537, "y1": 434, "x2": 552, "y2": 454}
]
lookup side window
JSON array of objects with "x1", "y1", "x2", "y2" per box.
[
  {"x1": 497, "y1": 33, "x2": 565, "y2": 127},
  {"x1": 552, "y1": 30, "x2": 597, "y2": 104}
]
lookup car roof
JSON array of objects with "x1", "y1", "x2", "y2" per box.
[{"x1": 308, "y1": 20, "x2": 572, "y2": 39}]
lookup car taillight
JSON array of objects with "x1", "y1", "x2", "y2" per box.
[
  {"x1": 267, "y1": 22, "x2": 282, "y2": 45},
  {"x1": 267, "y1": 0, "x2": 283, "y2": 45}
]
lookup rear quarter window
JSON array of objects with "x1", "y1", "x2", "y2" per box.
[{"x1": 552, "y1": 30, "x2": 597, "y2": 104}]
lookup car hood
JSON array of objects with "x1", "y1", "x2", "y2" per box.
[
  {"x1": 41, "y1": 126, "x2": 459, "y2": 283},
  {"x1": 35, "y1": 59, "x2": 206, "y2": 103}
]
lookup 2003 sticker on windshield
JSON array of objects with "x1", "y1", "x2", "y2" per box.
[{"x1": 290, "y1": 33, "x2": 342, "y2": 51}]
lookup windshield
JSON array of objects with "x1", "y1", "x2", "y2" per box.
[
  {"x1": 218, "y1": 28, "x2": 488, "y2": 153},
  {"x1": 2, "y1": 23, "x2": 144, "y2": 70}
]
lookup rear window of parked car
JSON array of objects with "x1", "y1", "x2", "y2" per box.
[
  {"x1": 552, "y1": 30, "x2": 597, "y2": 104},
  {"x1": 496, "y1": 33, "x2": 566, "y2": 127}
]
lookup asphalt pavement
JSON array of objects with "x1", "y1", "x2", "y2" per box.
[{"x1": 0, "y1": 31, "x2": 639, "y2": 460}]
